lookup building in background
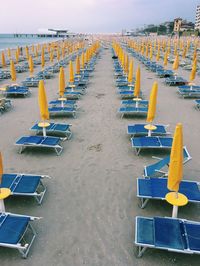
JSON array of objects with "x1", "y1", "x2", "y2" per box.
[
  {"x1": 173, "y1": 18, "x2": 183, "y2": 32},
  {"x1": 195, "y1": 5, "x2": 200, "y2": 30}
]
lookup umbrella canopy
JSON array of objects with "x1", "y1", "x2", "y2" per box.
[
  {"x1": 7, "y1": 48, "x2": 11, "y2": 58},
  {"x1": 146, "y1": 82, "x2": 158, "y2": 123},
  {"x1": 81, "y1": 52, "x2": 85, "y2": 69},
  {"x1": 38, "y1": 80, "x2": 49, "y2": 121},
  {"x1": 173, "y1": 54, "x2": 179, "y2": 70},
  {"x1": 69, "y1": 61, "x2": 74, "y2": 83},
  {"x1": 10, "y1": 60, "x2": 16, "y2": 81},
  {"x1": 25, "y1": 46, "x2": 29, "y2": 60},
  {"x1": 59, "y1": 67, "x2": 65, "y2": 97},
  {"x1": 29, "y1": 56, "x2": 34, "y2": 76},
  {"x1": 163, "y1": 51, "x2": 168, "y2": 67},
  {"x1": 128, "y1": 60, "x2": 133, "y2": 83},
  {"x1": 167, "y1": 123, "x2": 183, "y2": 192},
  {"x1": 76, "y1": 56, "x2": 81, "y2": 75},
  {"x1": 189, "y1": 65, "x2": 197, "y2": 82},
  {"x1": 15, "y1": 50, "x2": 19, "y2": 64},
  {"x1": 1, "y1": 52, "x2": 6, "y2": 68},
  {"x1": 134, "y1": 66, "x2": 140, "y2": 98}
]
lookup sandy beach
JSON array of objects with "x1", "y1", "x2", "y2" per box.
[{"x1": 0, "y1": 43, "x2": 200, "y2": 266}]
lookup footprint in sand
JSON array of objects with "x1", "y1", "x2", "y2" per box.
[
  {"x1": 87, "y1": 144, "x2": 102, "y2": 152},
  {"x1": 95, "y1": 93, "x2": 105, "y2": 99}
]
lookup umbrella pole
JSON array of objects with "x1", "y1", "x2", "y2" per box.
[
  {"x1": 61, "y1": 100, "x2": 64, "y2": 108},
  {"x1": 42, "y1": 126, "x2": 47, "y2": 137},
  {"x1": 172, "y1": 205, "x2": 178, "y2": 218},
  {"x1": 0, "y1": 200, "x2": 5, "y2": 212}
]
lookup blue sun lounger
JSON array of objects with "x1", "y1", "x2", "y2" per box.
[
  {"x1": 0, "y1": 212, "x2": 40, "y2": 258},
  {"x1": 15, "y1": 135, "x2": 63, "y2": 155},
  {"x1": 131, "y1": 136, "x2": 173, "y2": 155},
  {"x1": 156, "y1": 69, "x2": 174, "y2": 78},
  {"x1": 64, "y1": 91, "x2": 81, "y2": 100},
  {"x1": 49, "y1": 100, "x2": 77, "y2": 106},
  {"x1": 1, "y1": 173, "x2": 48, "y2": 204},
  {"x1": 30, "y1": 122, "x2": 72, "y2": 139},
  {"x1": 144, "y1": 146, "x2": 191, "y2": 177},
  {"x1": 22, "y1": 77, "x2": 41, "y2": 87},
  {"x1": 135, "y1": 216, "x2": 200, "y2": 257},
  {"x1": 178, "y1": 88, "x2": 200, "y2": 98},
  {"x1": 127, "y1": 124, "x2": 169, "y2": 137},
  {"x1": 119, "y1": 107, "x2": 148, "y2": 118},
  {"x1": 137, "y1": 177, "x2": 200, "y2": 208},
  {"x1": 48, "y1": 106, "x2": 76, "y2": 118},
  {"x1": 118, "y1": 91, "x2": 142, "y2": 99},
  {"x1": 165, "y1": 76, "x2": 187, "y2": 86},
  {"x1": 195, "y1": 99, "x2": 200, "y2": 109},
  {"x1": 3, "y1": 85, "x2": 30, "y2": 97},
  {"x1": 121, "y1": 100, "x2": 148, "y2": 107}
]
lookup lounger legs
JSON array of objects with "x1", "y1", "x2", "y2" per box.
[
  {"x1": 136, "y1": 246, "x2": 147, "y2": 258},
  {"x1": 139, "y1": 198, "x2": 149, "y2": 209},
  {"x1": 18, "y1": 223, "x2": 36, "y2": 258}
]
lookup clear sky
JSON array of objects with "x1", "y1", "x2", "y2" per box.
[{"x1": 0, "y1": 0, "x2": 199, "y2": 33}]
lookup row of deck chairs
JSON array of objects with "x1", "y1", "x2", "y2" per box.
[
  {"x1": 111, "y1": 49, "x2": 148, "y2": 118},
  {"x1": 15, "y1": 51, "x2": 100, "y2": 156}
]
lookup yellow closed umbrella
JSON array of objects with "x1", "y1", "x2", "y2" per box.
[
  {"x1": 1, "y1": 52, "x2": 6, "y2": 68},
  {"x1": 149, "y1": 46, "x2": 153, "y2": 60},
  {"x1": 10, "y1": 60, "x2": 16, "y2": 81},
  {"x1": 128, "y1": 60, "x2": 133, "y2": 84},
  {"x1": 41, "y1": 47, "x2": 45, "y2": 70},
  {"x1": 25, "y1": 46, "x2": 29, "y2": 60},
  {"x1": 163, "y1": 51, "x2": 168, "y2": 67},
  {"x1": 38, "y1": 80, "x2": 50, "y2": 136},
  {"x1": 76, "y1": 56, "x2": 81, "y2": 75},
  {"x1": 8, "y1": 48, "x2": 11, "y2": 58},
  {"x1": 69, "y1": 61, "x2": 74, "y2": 83},
  {"x1": 125, "y1": 54, "x2": 129, "y2": 75},
  {"x1": 15, "y1": 49, "x2": 19, "y2": 64},
  {"x1": 134, "y1": 66, "x2": 140, "y2": 98},
  {"x1": 57, "y1": 48, "x2": 60, "y2": 61},
  {"x1": 59, "y1": 67, "x2": 65, "y2": 98},
  {"x1": 29, "y1": 56, "x2": 34, "y2": 76},
  {"x1": 173, "y1": 54, "x2": 179, "y2": 70},
  {"x1": 189, "y1": 65, "x2": 197, "y2": 82},
  {"x1": 165, "y1": 123, "x2": 188, "y2": 218},
  {"x1": 81, "y1": 52, "x2": 85, "y2": 70},
  {"x1": 146, "y1": 82, "x2": 158, "y2": 123}
]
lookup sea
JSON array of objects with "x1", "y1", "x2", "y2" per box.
[{"x1": 0, "y1": 34, "x2": 61, "y2": 51}]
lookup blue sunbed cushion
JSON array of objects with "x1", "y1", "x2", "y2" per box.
[
  {"x1": 154, "y1": 217, "x2": 185, "y2": 250},
  {"x1": 1, "y1": 174, "x2": 41, "y2": 193},
  {"x1": 16, "y1": 136, "x2": 60, "y2": 146},
  {"x1": 119, "y1": 107, "x2": 148, "y2": 113},
  {"x1": 0, "y1": 214, "x2": 30, "y2": 244},
  {"x1": 49, "y1": 107, "x2": 75, "y2": 112},
  {"x1": 128, "y1": 124, "x2": 166, "y2": 135},
  {"x1": 31, "y1": 123, "x2": 70, "y2": 132},
  {"x1": 132, "y1": 137, "x2": 161, "y2": 147},
  {"x1": 136, "y1": 217, "x2": 154, "y2": 245},
  {"x1": 185, "y1": 223, "x2": 200, "y2": 251}
]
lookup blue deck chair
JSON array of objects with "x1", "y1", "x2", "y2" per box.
[
  {"x1": 64, "y1": 91, "x2": 81, "y2": 100},
  {"x1": 137, "y1": 177, "x2": 200, "y2": 208},
  {"x1": 3, "y1": 85, "x2": 30, "y2": 97},
  {"x1": 165, "y1": 76, "x2": 187, "y2": 86},
  {"x1": 48, "y1": 106, "x2": 76, "y2": 118},
  {"x1": 49, "y1": 99, "x2": 77, "y2": 106},
  {"x1": 118, "y1": 91, "x2": 138, "y2": 99},
  {"x1": 121, "y1": 100, "x2": 148, "y2": 108},
  {"x1": 1, "y1": 173, "x2": 48, "y2": 204},
  {"x1": 135, "y1": 216, "x2": 200, "y2": 257},
  {"x1": 156, "y1": 69, "x2": 174, "y2": 78},
  {"x1": 178, "y1": 88, "x2": 200, "y2": 98},
  {"x1": 0, "y1": 98, "x2": 12, "y2": 112},
  {"x1": 119, "y1": 107, "x2": 148, "y2": 118},
  {"x1": 15, "y1": 135, "x2": 63, "y2": 155},
  {"x1": 195, "y1": 99, "x2": 200, "y2": 109},
  {"x1": 127, "y1": 124, "x2": 169, "y2": 137},
  {"x1": 22, "y1": 77, "x2": 41, "y2": 87},
  {"x1": 131, "y1": 136, "x2": 173, "y2": 155},
  {"x1": 0, "y1": 212, "x2": 40, "y2": 258},
  {"x1": 30, "y1": 122, "x2": 72, "y2": 139},
  {"x1": 144, "y1": 146, "x2": 191, "y2": 177}
]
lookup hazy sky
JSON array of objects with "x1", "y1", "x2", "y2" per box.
[{"x1": 0, "y1": 0, "x2": 199, "y2": 33}]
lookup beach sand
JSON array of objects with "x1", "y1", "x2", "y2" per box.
[{"x1": 0, "y1": 45, "x2": 200, "y2": 266}]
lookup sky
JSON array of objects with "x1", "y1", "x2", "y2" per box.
[{"x1": 0, "y1": 0, "x2": 199, "y2": 33}]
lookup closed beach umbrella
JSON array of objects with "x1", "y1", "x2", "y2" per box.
[
  {"x1": 134, "y1": 66, "x2": 140, "y2": 98},
  {"x1": 189, "y1": 65, "x2": 197, "y2": 82},
  {"x1": 29, "y1": 56, "x2": 34, "y2": 76},
  {"x1": 69, "y1": 61, "x2": 74, "y2": 83},
  {"x1": 10, "y1": 60, "x2": 16, "y2": 81},
  {"x1": 146, "y1": 82, "x2": 158, "y2": 123},
  {"x1": 7, "y1": 48, "x2": 11, "y2": 58},
  {"x1": 173, "y1": 54, "x2": 179, "y2": 70},
  {"x1": 15, "y1": 50, "x2": 19, "y2": 64},
  {"x1": 128, "y1": 60, "x2": 133, "y2": 83},
  {"x1": 1, "y1": 52, "x2": 6, "y2": 68},
  {"x1": 76, "y1": 56, "x2": 81, "y2": 75},
  {"x1": 167, "y1": 123, "x2": 183, "y2": 192},
  {"x1": 38, "y1": 80, "x2": 49, "y2": 121},
  {"x1": 81, "y1": 52, "x2": 85, "y2": 69},
  {"x1": 149, "y1": 46, "x2": 153, "y2": 60},
  {"x1": 163, "y1": 51, "x2": 168, "y2": 67},
  {"x1": 59, "y1": 67, "x2": 65, "y2": 97},
  {"x1": 25, "y1": 46, "x2": 29, "y2": 60},
  {"x1": 57, "y1": 48, "x2": 60, "y2": 61},
  {"x1": 125, "y1": 55, "x2": 129, "y2": 74},
  {"x1": 41, "y1": 47, "x2": 45, "y2": 69}
]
